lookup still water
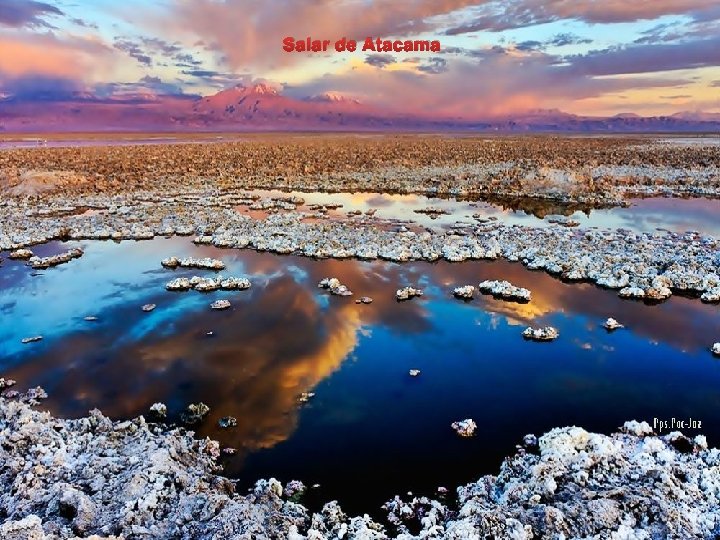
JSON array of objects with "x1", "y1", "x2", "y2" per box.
[
  {"x1": 239, "y1": 190, "x2": 720, "y2": 238},
  {"x1": 1, "y1": 237, "x2": 719, "y2": 513}
]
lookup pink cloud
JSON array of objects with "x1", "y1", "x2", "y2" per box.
[
  {"x1": 171, "y1": 0, "x2": 480, "y2": 70},
  {"x1": 288, "y1": 51, "x2": 694, "y2": 117}
]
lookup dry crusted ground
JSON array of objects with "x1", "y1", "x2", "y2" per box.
[{"x1": 1, "y1": 135, "x2": 719, "y2": 202}]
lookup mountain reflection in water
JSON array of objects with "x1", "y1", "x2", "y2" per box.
[{"x1": 1, "y1": 237, "x2": 719, "y2": 513}]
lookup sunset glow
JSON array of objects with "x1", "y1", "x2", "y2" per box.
[{"x1": 1, "y1": 0, "x2": 719, "y2": 121}]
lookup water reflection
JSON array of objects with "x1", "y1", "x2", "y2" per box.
[
  {"x1": 237, "y1": 189, "x2": 720, "y2": 237},
  {"x1": 479, "y1": 195, "x2": 597, "y2": 218},
  {"x1": 1, "y1": 239, "x2": 438, "y2": 455},
  {"x1": 1, "y1": 238, "x2": 719, "y2": 513}
]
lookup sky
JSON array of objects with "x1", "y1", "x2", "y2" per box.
[{"x1": 1, "y1": 0, "x2": 719, "y2": 117}]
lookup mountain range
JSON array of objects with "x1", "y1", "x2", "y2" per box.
[{"x1": 1, "y1": 83, "x2": 720, "y2": 133}]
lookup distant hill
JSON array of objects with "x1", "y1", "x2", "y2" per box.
[{"x1": 1, "y1": 83, "x2": 720, "y2": 132}]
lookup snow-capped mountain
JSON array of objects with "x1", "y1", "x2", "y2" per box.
[{"x1": 2, "y1": 84, "x2": 720, "y2": 132}]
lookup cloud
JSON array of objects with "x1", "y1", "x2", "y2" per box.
[
  {"x1": 473, "y1": 36, "x2": 592, "y2": 54},
  {"x1": 113, "y1": 34, "x2": 217, "y2": 75},
  {"x1": 635, "y1": 12, "x2": 720, "y2": 45},
  {"x1": 0, "y1": 75, "x2": 85, "y2": 102},
  {"x1": 140, "y1": 36, "x2": 182, "y2": 56},
  {"x1": 549, "y1": 33, "x2": 592, "y2": 47},
  {"x1": 182, "y1": 69, "x2": 218, "y2": 77},
  {"x1": 170, "y1": 0, "x2": 481, "y2": 70},
  {"x1": 113, "y1": 38, "x2": 153, "y2": 65},
  {"x1": 364, "y1": 54, "x2": 396, "y2": 68},
  {"x1": 289, "y1": 48, "x2": 693, "y2": 117},
  {"x1": 3, "y1": 0, "x2": 718, "y2": 116},
  {"x1": 94, "y1": 76, "x2": 191, "y2": 100},
  {"x1": 446, "y1": 0, "x2": 719, "y2": 34},
  {"x1": 634, "y1": 22, "x2": 686, "y2": 45},
  {"x1": 465, "y1": 45, "x2": 509, "y2": 58},
  {"x1": 417, "y1": 57, "x2": 448, "y2": 74},
  {"x1": 0, "y1": 73, "x2": 190, "y2": 105},
  {"x1": 179, "y1": 69, "x2": 248, "y2": 89},
  {"x1": 567, "y1": 36, "x2": 720, "y2": 76},
  {"x1": 174, "y1": 53, "x2": 202, "y2": 66},
  {"x1": 0, "y1": 33, "x2": 114, "y2": 79},
  {"x1": 69, "y1": 17, "x2": 99, "y2": 30},
  {"x1": 0, "y1": 0, "x2": 63, "y2": 28},
  {"x1": 515, "y1": 40, "x2": 543, "y2": 51}
]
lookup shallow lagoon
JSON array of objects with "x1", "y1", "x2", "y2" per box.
[
  {"x1": 237, "y1": 189, "x2": 720, "y2": 237},
  {"x1": 1, "y1": 237, "x2": 719, "y2": 514}
]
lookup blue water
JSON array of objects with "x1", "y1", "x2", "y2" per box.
[{"x1": 1, "y1": 237, "x2": 719, "y2": 513}]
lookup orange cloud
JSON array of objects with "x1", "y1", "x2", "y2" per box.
[{"x1": 0, "y1": 33, "x2": 114, "y2": 79}]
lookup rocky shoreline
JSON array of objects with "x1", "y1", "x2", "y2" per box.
[
  {"x1": 1, "y1": 137, "x2": 719, "y2": 305},
  {"x1": 1, "y1": 197, "x2": 718, "y2": 305},
  {"x1": 1, "y1": 388, "x2": 719, "y2": 539}
]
